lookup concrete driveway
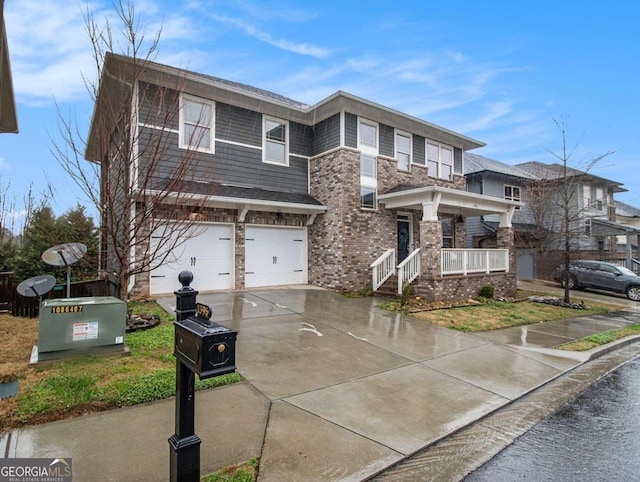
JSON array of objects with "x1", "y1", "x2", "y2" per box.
[{"x1": 5, "y1": 283, "x2": 640, "y2": 482}]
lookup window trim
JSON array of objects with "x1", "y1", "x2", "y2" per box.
[
  {"x1": 504, "y1": 184, "x2": 521, "y2": 209},
  {"x1": 395, "y1": 130, "x2": 411, "y2": 171},
  {"x1": 179, "y1": 94, "x2": 215, "y2": 153},
  {"x1": 358, "y1": 119, "x2": 378, "y2": 153},
  {"x1": 426, "y1": 140, "x2": 453, "y2": 180},
  {"x1": 263, "y1": 116, "x2": 290, "y2": 166}
]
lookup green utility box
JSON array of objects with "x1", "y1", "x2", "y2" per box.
[{"x1": 34, "y1": 296, "x2": 127, "y2": 362}]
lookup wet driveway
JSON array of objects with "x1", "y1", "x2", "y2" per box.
[{"x1": 5, "y1": 285, "x2": 640, "y2": 482}]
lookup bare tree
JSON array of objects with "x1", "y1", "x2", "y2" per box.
[
  {"x1": 52, "y1": 1, "x2": 215, "y2": 299},
  {"x1": 521, "y1": 118, "x2": 614, "y2": 302}
]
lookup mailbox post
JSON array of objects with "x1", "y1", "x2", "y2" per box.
[{"x1": 169, "y1": 271, "x2": 237, "y2": 482}]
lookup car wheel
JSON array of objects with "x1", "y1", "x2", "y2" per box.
[
  {"x1": 626, "y1": 286, "x2": 640, "y2": 301},
  {"x1": 561, "y1": 276, "x2": 577, "y2": 290}
]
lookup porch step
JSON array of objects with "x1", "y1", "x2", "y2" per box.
[{"x1": 375, "y1": 275, "x2": 400, "y2": 298}]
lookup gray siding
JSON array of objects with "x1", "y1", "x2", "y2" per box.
[
  {"x1": 290, "y1": 121, "x2": 313, "y2": 157},
  {"x1": 413, "y1": 134, "x2": 425, "y2": 165},
  {"x1": 379, "y1": 124, "x2": 394, "y2": 158},
  {"x1": 212, "y1": 142, "x2": 308, "y2": 193},
  {"x1": 216, "y1": 102, "x2": 261, "y2": 146},
  {"x1": 345, "y1": 113, "x2": 358, "y2": 148},
  {"x1": 138, "y1": 82, "x2": 179, "y2": 130},
  {"x1": 138, "y1": 126, "x2": 308, "y2": 194},
  {"x1": 311, "y1": 113, "x2": 341, "y2": 156}
]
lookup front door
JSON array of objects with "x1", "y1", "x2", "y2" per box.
[{"x1": 397, "y1": 214, "x2": 412, "y2": 262}]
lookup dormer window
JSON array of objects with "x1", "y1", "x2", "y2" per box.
[{"x1": 263, "y1": 117, "x2": 289, "y2": 166}]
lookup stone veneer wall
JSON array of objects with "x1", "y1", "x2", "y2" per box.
[
  {"x1": 420, "y1": 272, "x2": 518, "y2": 302},
  {"x1": 309, "y1": 148, "x2": 470, "y2": 293}
]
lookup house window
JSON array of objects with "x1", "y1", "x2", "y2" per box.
[
  {"x1": 263, "y1": 117, "x2": 289, "y2": 165},
  {"x1": 595, "y1": 187, "x2": 604, "y2": 211},
  {"x1": 360, "y1": 154, "x2": 377, "y2": 209},
  {"x1": 180, "y1": 95, "x2": 214, "y2": 152},
  {"x1": 504, "y1": 185, "x2": 521, "y2": 209},
  {"x1": 359, "y1": 120, "x2": 377, "y2": 149},
  {"x1": 441, "y1": 217, "x2": 454, "y2": 247},
  {"x1": 396, "y1": 131, "x2": 411, "y2": 170},
  {"x1": 427, "y1": 141, "x2": 453, "y2": 179},
  {"x1": 583, "y1": 185, "x2": 592, "y2": 210},
  {"x1": 358, "y1": 118, "x2": 378, "y2": 210}
]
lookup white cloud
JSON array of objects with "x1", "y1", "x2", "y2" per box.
[{"x1": 209, "y1": 14, "x2": 332, "y2": 58}]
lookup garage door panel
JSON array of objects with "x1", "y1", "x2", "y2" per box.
[
  {"x1": 245, "y1": 226, "x2": 307, "y2": 288},
  {"x1": 150, "y1": 223, "x2": 233, "y2": 295}
]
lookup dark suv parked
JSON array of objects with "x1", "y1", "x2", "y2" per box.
[{"x1": 554, "y1": 260, "x2": 640, "y2": 301}]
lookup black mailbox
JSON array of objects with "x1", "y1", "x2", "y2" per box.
[{"x1": 174, "y1": 303, "x2": 237, "y2": 379}]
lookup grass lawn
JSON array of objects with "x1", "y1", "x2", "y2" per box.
[
  {"x1": 0, "y1": 301, "x2": 241, "y2": 433},
  {"x1": 409, "y1": 298, "x2": 611, "y2": 331}
]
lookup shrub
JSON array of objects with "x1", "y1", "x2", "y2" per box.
[{"x1": 478, "y1": 285, "x2": 495, "y2": 299}]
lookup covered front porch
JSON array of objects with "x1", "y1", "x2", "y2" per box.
[{"x1": 372, "y1": 185, "x2": 521, "y2": 301}]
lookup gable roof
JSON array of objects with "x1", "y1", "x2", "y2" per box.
[
  {"x1": 464, "y1": 152, "x2": 537, "y2": 180},
  {"x1": 516, "y1": 161, "x2": 626, "y2": 193},
  {"x1": 614, "y1": 200, "x2": 640, "y2": 218},
  {"x1": 86, "y1": 53, "x2": 485, "y2": 162}
]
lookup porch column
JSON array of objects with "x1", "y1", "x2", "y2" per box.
[
  {"x1": 419, "y1": 220, "x2": 442, "y2": 278},
  {"x1": 496, "y1": 226, "x2": 516, "y2": 273},
  {"x1": 454, "y1": 216, "x2": 466, "y2": 248}
]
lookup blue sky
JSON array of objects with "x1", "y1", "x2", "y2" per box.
[{"x1": 2, "y1": 0, "x2": 639, "y2": 227}]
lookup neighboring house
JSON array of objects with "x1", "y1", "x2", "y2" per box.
[
  {"x1": 465, "y1": 155, "x2": 640, "y2": 279},
  {"x1": 464, "y1": 152, "x2": 541, "y2": 280},
  {"x1": 86, "y1": 53, "x2": 521, "y2": 301},
  {"x1": 0, "y1": 0, "x2": 18, "y2": 134},
  {"x1": 612, "y1": 200, "x2": 640, "y2": 269}
]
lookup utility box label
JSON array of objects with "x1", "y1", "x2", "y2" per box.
[{"x1": 73, "y1": 321, "x2": 99, "y2": 341}]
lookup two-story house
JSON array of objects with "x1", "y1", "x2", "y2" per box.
[
  {"x1": 86, "y1": 53, "x2": 521, "y2": 301},
  {"x1": 464, "y1": 152, "x2": 541, "y2": 280},
  {"x1": 464, "y1": 154, "x2": 640, "y2": 280}
]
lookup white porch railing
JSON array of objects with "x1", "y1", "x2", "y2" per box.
[
  {"x1": 370, "y1": 249, "x2": 396, "y2": 291},
  {"x1": 397, "y1": 248, "x2": 421, "y2": 294},
  {"x1": 442, "y1": 249, "x2": 509, "y2": 275}
]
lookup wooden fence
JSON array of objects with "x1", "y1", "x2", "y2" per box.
[{"x1": 0, "y1": 273, "x2": 109, "y2": 318}]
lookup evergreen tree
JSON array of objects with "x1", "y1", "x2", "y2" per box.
[
  {"x1": 55, "y1": 204, "x2": 99, "y2": 280},
  {"x1": 12, "y1": 207, "x2": 63, "y2": 282}
]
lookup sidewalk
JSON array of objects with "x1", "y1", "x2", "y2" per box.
[{"x1": 3, "y1": 285, "x2": 640, "y2": 481}]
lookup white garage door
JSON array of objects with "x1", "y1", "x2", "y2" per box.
[
  {"x1": 149, "y1": 223, "x2": 234, "y2": 295},
  {"x1": 245, "y1": 226, "x2": 307, "y2": 288}
]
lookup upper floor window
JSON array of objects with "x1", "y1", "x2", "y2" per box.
[
  {"x1": 595, "y1": 187, "x2": 604, "y2": 211},
  {"x1": 583, "y1": 185, "x2": 592, "y2": 210},
  {"x1": 427, "y1": 141, "x2": 453, "y2": 179},
  {"x1": 504, "y1": 185, "x2": 521, "y2": 209},
  {"x1": 180, "y1": 95, "x2": 214, "y2": 153},
  {"x1": 359, "y1": 120, "x2": 378, "y2": 151},
  {"x1": 396, "y1": 131, "x2": 411, "y2": 170},
  {"x1": 263, "y1": 117, "x2": 289, "y2": 166}
]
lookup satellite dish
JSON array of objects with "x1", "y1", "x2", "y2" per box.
[
  {"x1": 42, "y1": 243, "x2": 87, "y2": 267},
  {"x1": 17, "y1": 275, "x2": 57, "y2": 298},
  {"x1": 42, "y1": 243, "x2": 87, "y2": 298},
  {"x1": 17, "y1": 274, "x2": 57, "y2": 309}
]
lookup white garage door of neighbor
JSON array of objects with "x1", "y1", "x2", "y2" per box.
[
  {"x1": 149, "y1": 223, "x2": 233, "y2": 294},
  {"x1": 245, "y1": 226, "x2": 307, "y2": 288}
]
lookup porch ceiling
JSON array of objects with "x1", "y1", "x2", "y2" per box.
[{"x1": 378, "y1": 185, "x2": 522, "y2": 225}]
